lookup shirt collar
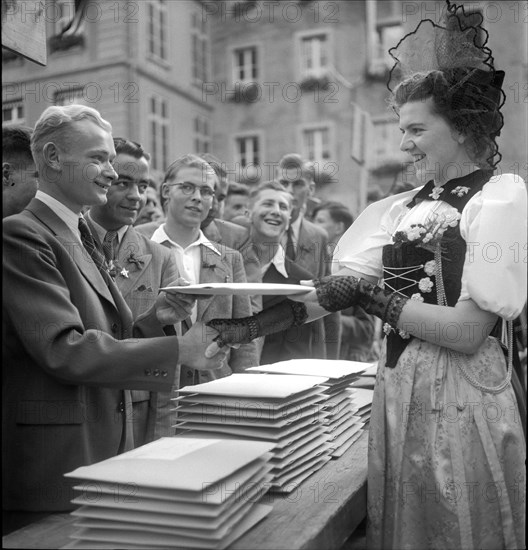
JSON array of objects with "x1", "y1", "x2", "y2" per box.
[
  {"x1": 151, "y1": 223, "x2": 221, "y2": 255},
  {"x1": 406, "y1": 169, "x2": 494, "y2": 209},
  {"x1": 262, "y1": 243, "x2": 288, "y2": 278},
  {"x1": 35, "y1": 190, "x2": 80, "y2": 240}
]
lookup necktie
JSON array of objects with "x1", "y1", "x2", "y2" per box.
[
  {"x1": 78, "y1": 217, "x2": 108, "y2": 276},
  {"x1": 102, "y1": 230, "x2": 118, "y2": 263},
  {"x1": 285, "y1": 226, "x2": 296, "y2": 261}
]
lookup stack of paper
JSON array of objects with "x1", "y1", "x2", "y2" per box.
[
  {"x1": 248, "y1": 359, "x2": 372, "y2": 458},
  {"x1": 351, "y1": 388, "x2": 375, "y2": 428},
  {"x1": 63, "y1": 437, "x2": 274, "y2": 549},
  {"x1": 350, "y1": 362, "x2": 378, "y2": 389},
  {"x1": 174, "y1": 373, "x2": 332, "y2": 493}
]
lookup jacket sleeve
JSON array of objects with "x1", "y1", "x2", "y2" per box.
[{"x1": 3, "y1": 216, "x2": 179, "y2": 391}]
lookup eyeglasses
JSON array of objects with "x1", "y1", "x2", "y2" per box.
[{"x1": 166, "y1": 182, "x2": 215, "y2": 199}]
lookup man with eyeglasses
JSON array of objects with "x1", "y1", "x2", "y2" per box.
[
  {"x1": 277, "y1": 153, "x2": 341, "y2": 360},
  {"x1": 86, "y1": 138, "x2": 180, "y2": 447},
  {"x1": 150, "y1": 154, "x2": 259, "y2": 387}
]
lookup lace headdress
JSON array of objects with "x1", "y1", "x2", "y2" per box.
[{"x1": 387, "y1": 0, "x2": 505, "y2": 168}]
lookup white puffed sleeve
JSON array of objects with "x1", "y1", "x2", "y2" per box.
[
  {"x1": 332, "y1": 189, "x2": 417, "y2": 279},
  {"x1": 458, "y1": 173, "x2": 527, "y2": 319}
]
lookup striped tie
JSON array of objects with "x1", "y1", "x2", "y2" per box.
[
  {"x1": 102, "y1": 230, "x2": 118, "y2": 263},
  {"x1": 78, "y1": 217, "x2": 108, "y2": 276}
]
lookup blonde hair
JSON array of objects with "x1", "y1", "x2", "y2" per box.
[{"x1": 31, "y1": 105, "x2": 112, "y2": 166}]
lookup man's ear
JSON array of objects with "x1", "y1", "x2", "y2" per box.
[
  {"x1": 42, "y1": 142, "x2": 61, "y2": 170},
  {"x1": 309, "y1": 181, "x2": 316, "y2": 197},
  {"x1": 161, "y1": 182, "x2": 169, "y2": 199}
]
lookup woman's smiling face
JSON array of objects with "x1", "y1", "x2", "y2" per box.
[{"x1": 399, "y1": 97, "x2": 471, "y2": 186}]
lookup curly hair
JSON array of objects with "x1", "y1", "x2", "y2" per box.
[{"x1": 390, "y1": 68, "x2": 504, "y2": 168}]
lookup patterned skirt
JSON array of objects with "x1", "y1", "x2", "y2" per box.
[{"x1": 367, "y1": 336, "x2": 525, "y2": 550}]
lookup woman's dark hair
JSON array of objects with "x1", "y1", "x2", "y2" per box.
[{"x1": 390, "y1": 68, "x2": 504, "y2": 168}]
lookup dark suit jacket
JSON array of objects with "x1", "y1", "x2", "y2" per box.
[
  {"x1": 259, "y1": 260, "x2": 320, "y2": 365},
  {"x1": 86, "y1": 217, "x2": 181, "y2": 445},
  {"x1": 291, "y1": 217, "x2": 341, "y2": 359},
  {"x1": 2, "y1": 200, "x2": 182, "y2": 511}
]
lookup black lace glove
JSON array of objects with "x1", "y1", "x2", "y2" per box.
[
  {"x1": 314, "y1": 275, "x2": 409, "y2": 329},
  {"x1": 206, "y1": 300, "x2": 308, "y2": 345}
]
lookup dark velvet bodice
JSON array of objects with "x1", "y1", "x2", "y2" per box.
[{"x1": 382, "y1": 170, "x2": 493, "y2": 367}]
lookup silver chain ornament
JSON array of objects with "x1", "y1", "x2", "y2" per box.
[{"x1": 434, "y1": 244, "x2": 513, "y2": 394}]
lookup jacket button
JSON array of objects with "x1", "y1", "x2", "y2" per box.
[
  {"x1": 161, "y1": 370, "x2": 168, "y2": 378},
  {"x1": 153, "y1": 369, "x2": 160, "y2": 377},
  {"x1": 111, "y1": 323, "x2": 118, "y2": 333},
  {"x1": 144, "y1": 369, "x2": 152, "y2": 376},
  {"x1": 117, "y1": 401, "x2": 125, "y2": 412}
]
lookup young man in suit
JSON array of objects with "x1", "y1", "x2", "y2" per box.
[
  {"x1": 150, "y1": 154, "x2": 259, "y2": 387},
  {"x1": 2, "y1": 105, "x2": 225, "y2": 512},
  {"x1": 277, "y1": 154, "x2": 341, "y2": 359},
  {"x1": 86, "y1": 138, "x2": 180, "y2": 447},
  {"x1": 247, "y1": 181, "x2": 321, "y2": 364}
]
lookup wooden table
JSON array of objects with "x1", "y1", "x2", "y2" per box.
[{"x1": 3, "y1": 431, "x2": 368, "y2": 550}]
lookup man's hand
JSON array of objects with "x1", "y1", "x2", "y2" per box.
[
  {"x1": 155, "y1": 278, "x2": 196, "y2": 324},
  {"x1": 178, "y1": 322, "x2": 229, "y2": 370}
]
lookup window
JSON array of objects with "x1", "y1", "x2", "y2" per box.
[
  {"x1": 191, "y1": 10, "x2": 208, "y2": 83},
  {"x1": 149, "y1": 95, "x2": 169, "y2": 171},
  {"x1": 370, "y1": 21, "x2": 404, "y2": 76},
  {"x1": 2, "y1": 100, "x2": 25, "y2": 126},
  {"x1": 300, "y1": 33, "x2": 329, "y2": 79},
  {"x1": 54, "y1": 87, "x2": 86, "y2": 106},
  {"x1": 303, "y1": 127, "x2": 331, "y2": 165},
  {"x1": 148, "y1": 1, "x2": 168, "y2": 62},
  {"x1": 233, "y1": 46, "x2": 258, "y2": 84},
  {"x1": 370, "y1": 116, "x2": 406, "y2": 168},
  {"x1": 50, "y1": 0, "x2": 77, "y2": 37},
  {"x1": 235, "y1": 135, "x2": 260, "y2": 168},
  {"x1": 194, "y1": 115, "x2": 210, "y2": 154}
]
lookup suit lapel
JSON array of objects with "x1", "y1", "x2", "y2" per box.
[
  {"x1": 28, "y1": 200, "x2": 116, "y2": 305},
  {"x1": 115, "y1": 227, "x2": 153, "y2": 298},
  {"x1": 196, "y1": 244, "x2": 229, "y2": 320}
]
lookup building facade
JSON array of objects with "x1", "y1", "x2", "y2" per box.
[{"x1": 3, "y1": 0, "x2": 527, "y2": 213}]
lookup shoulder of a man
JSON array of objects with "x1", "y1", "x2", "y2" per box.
[
  {"x1": 206, "y1": 218, "x2": 249, "y2": 249},
  {"x1": 301, "y1": 217, "x2": 328, "y2": 242},
  {"x1": 134, "y1": 220, "x2": 163, "y2": 239},
  {"x1": 128, "y1": 226, "x2": 172, "y2": 259}
]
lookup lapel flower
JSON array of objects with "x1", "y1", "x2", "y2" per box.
[
  {"x1": 120, "y1": 268, "x2": 129, "y2": 278},
  {"x1": 429, "y1": 186, "x2": 444, "y2": 200},
  {"x1": 451, "y1": 186, "x2": 470, "y2": 197},
  {"x1": 126, "y1": 252, "x2": 144, "y2": 270}
]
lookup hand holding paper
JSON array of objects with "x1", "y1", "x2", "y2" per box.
[{"x1": 155, "y1": 278, "x2": 197, "y2": 324}]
